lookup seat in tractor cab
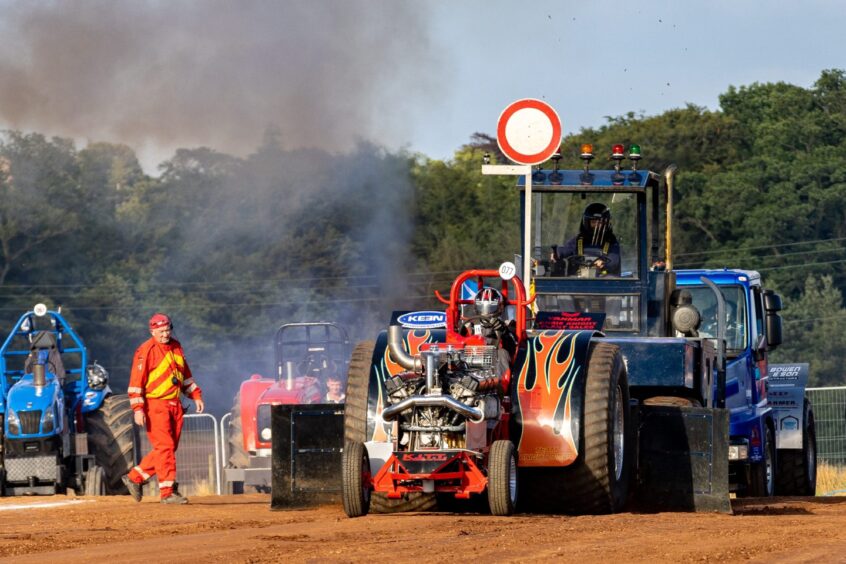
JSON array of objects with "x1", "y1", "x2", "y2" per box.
[{"x1": 23, "y1": 330, "x2": 66, "y2": 381}]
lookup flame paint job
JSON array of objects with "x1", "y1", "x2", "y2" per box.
[{"x1": 513, "y1": 330, "x2": 595, "y2": 466}]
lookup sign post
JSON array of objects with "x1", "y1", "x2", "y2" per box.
[{"x1": 483, "y1": 98, "x2": 562, "y2": 286}]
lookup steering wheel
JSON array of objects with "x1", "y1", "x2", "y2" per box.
[{"x1": 553, "y1": 254, "x2": 603, "y2": 278}]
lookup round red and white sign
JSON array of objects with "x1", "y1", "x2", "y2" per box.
[{"x1": 496, "y1": 99, "x2": 562, "y2": 165}]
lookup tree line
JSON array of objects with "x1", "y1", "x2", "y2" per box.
[{"x1": 1, "y1": 70, "x2": 844, "y2": 412}]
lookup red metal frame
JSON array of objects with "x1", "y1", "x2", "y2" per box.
[
  {"x1": 435, "y1": 269, "x2": 531, "y2": 346},
  {"x1": 372, "y1": 451, "x2": 489, "y2": 499},
  {"x1": 368, "y1": 270, "x2": 532, "y2": 499}
]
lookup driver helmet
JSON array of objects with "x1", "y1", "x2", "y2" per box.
[
  {"x1": 474, "y1": 287, "x2": 504, "y2": 318},
  {"x1": 581, "y1": 202, "x2": 612, "y2": 244}
]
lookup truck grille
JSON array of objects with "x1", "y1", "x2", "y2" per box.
[{"x1": 19, "y1": 410, "x2": 42, "y2": 434}]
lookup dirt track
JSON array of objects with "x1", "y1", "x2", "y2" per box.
[{"x1": 1, "y1": 494, "x2": 845, "y2": 563}]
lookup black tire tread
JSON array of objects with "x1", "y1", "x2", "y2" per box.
[
  {"x1": 85, "y1": 394, "x2": 138, "y2": 495},
  {"x1": 776, "y1": 400, "x2": 816, "y2": 496},
  {"x1": 341, "y1": 440, "x2": 370, "y2": 517},
  {"x1": 520, "y1": 342, "x2": 629, "y2": 514},
  {"x1": 343, "y1": 341, "x2": 375, "y2": 444},
  {"x1": 747, "y1": 425, "x2": 775, "y2": 497},
  {"x1": 488, "y1": 440, "x2": 517, "y2": 516},
  {"x1": 84, "y1": 465, "x2": 106, "y2": 496}
]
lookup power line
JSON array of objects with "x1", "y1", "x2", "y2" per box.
[
  {"x1": 674, "y1": 236, "x2": 846, "y2": 258},
  {"x1": 675, "y1": 245, "x2": 846, "y2": 268}
]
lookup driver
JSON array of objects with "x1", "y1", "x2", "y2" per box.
[
  {"x1": 551, "y1": 202, "x2": 621, "y2": 277},
  {"x1": 461, "y1": 287, "x2": 517, "y2": 375}
]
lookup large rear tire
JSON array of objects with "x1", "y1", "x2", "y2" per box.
[
  {"x1": 747, "y1": 424, "x2": 775, "y2": 497},
  {"x1": 776, "y1": 399, "x2": 817, "y2": 496},
  {"x1": 520, "y1": 342, "x2": 631, "y2": 514},
  {"x1": 85, "y1": 394, "x2": 138, "y2": 495},
  {"x1": 343, "y1": 340, "x2": 437, "y2": 513},
  {"x1": 488, "y1": 440, "x2": 518, "y2": 516},
  {"x1": 341, "y1": 440, "x2": 371, "y2": 517}
]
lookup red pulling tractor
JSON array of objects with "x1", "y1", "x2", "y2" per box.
[
  {"x1": 226, "y1": 322, "x2": 349, "y2": 496},
  {"x1": 343, "y1": 267, "x2": 544, "y2": 516}
]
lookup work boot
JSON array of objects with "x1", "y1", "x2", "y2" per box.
[
  {"x1": 160, "y1": 492, "x2": 189, "y2": 505},
  {"x1": 122, "y1": 475, "x2": 143, "y2": 502}
]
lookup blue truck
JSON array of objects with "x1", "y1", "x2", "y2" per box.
[
  {"x1": 0, "y1": 305, "x2": 137, "y2": 495},
  {"x1": 339, "y1": 146, "x2": 815, "y2": 516},
  {"x1": 674, "y1": 269, "x2": 816, "y2": 496}
]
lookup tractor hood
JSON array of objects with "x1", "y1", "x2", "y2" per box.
[{"x1": 6, "y1": 374, "x2": 63, "y2": 437}]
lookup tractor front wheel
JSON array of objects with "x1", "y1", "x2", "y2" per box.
[
  {"x1": 342, "y1": 440, "x2": 371, "y2": 518},
  {"x1": 488, "y1": 440, "x2": 518, "y2": 516}
]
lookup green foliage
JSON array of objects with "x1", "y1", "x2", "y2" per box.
[
  {"x1": 1, "y1": 69, "x2": 846, "y2": 407},
  {"x1": 771, "y1": 275, "x2": 846, "y2": 386}
]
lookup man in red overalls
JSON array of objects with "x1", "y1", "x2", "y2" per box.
[{"x1": 122, "y1": 313, "x2": 204, "y2": 504}]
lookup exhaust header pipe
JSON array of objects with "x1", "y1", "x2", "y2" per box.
[
  {"x1": 33, "y1": 362, "x2": 46, "y2": 388},
  {"x1": 382, "y1": 394, "x2": 484, "y2": 423},
  {"x1": 388, "y1": 325, "x2": 423, "y2": 373}
]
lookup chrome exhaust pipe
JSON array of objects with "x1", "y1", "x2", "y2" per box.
[
  {"x1": 387, "y1": 325, "x2": 423, "y2": 373},
  {"x1": 381, "y1": 394, "x2": 484, "y2": 423}
]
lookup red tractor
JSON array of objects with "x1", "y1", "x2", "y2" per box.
[
  {"x1": 342, "y1": 268, "x2": 535, "y2": 516},
  {"x1": 226, "y1": 322, "x2": 350, "y2": 494}
]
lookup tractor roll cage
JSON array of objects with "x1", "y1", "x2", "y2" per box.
[{"x1": 435, "y1": 269, "x2": 531, "y2": 344}]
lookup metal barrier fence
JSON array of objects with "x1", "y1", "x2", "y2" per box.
[
  {"x1": 807, "y1": 387, "x2": 846, "y2": 467},
  {"x1": 220, "y1": 412, "x2": 231, "y2": 470},
  {"x1": 138, "y1": 412, "x2": 222, "y2": 496}
]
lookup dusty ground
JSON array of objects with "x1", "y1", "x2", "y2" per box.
[{"x1": 0, "y1": 494, "x2": 845, "y2": 563}]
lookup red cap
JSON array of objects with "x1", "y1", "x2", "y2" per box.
[{"x1": 149, "y1": 313, "x2": 172, "y2": 330}]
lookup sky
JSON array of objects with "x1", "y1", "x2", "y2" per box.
[{"x1": 0, "y1": 0, "x2": 844, "y2": 171}]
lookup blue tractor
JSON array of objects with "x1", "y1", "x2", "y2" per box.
[{"x1": 0, "y1": 304, "x2": 137, "y2": 495}]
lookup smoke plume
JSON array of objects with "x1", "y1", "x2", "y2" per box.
[{"x1": 0, "y1": 0, "x2": 438, "y2": 161}]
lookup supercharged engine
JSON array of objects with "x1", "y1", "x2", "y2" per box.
[{"x1": 383, "y1": 326, "x2": 504, "y2": 451}]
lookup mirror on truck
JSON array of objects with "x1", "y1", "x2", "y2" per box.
[{"x1": 763, "y1": 289, "x2": 783, "y2": 349}]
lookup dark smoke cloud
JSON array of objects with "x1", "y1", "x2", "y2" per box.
[{"x1": 0, "y1": 0, "x2": 439, "y2": 160}]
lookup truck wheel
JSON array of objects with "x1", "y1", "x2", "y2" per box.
[
  {"x1": 84, "y1": 465, "x2": 106, "y2": 496},
  {"x1": 522, "y1": 342, "x2": 630, "y2": 514},
  {"x1": 776, "y1": 399, "x2": 817, "y2": 496},
  {"x1": 488, "y1": 440, "x2": 518, "y2": 516},
  {"x1": 343, "y1": 340, "x2": 436, "y2": 514},
  {"x1": 748, "y1": 424, "x2": 775, "y2": 497},
  {"x1": 342, "y1": 440, "x2": 371, "y2": 517},
  {"x1": 85, "y1": 394, "x2": 138, "y2": 495}
]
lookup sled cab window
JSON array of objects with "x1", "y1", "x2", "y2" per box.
[{"x1": 533, "y1": 191, "x2": 639, "y2": 279}]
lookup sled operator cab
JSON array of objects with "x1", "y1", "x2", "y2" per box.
[{"x1": 524, "y1": 145, "x2": 675, "y2": 337}]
